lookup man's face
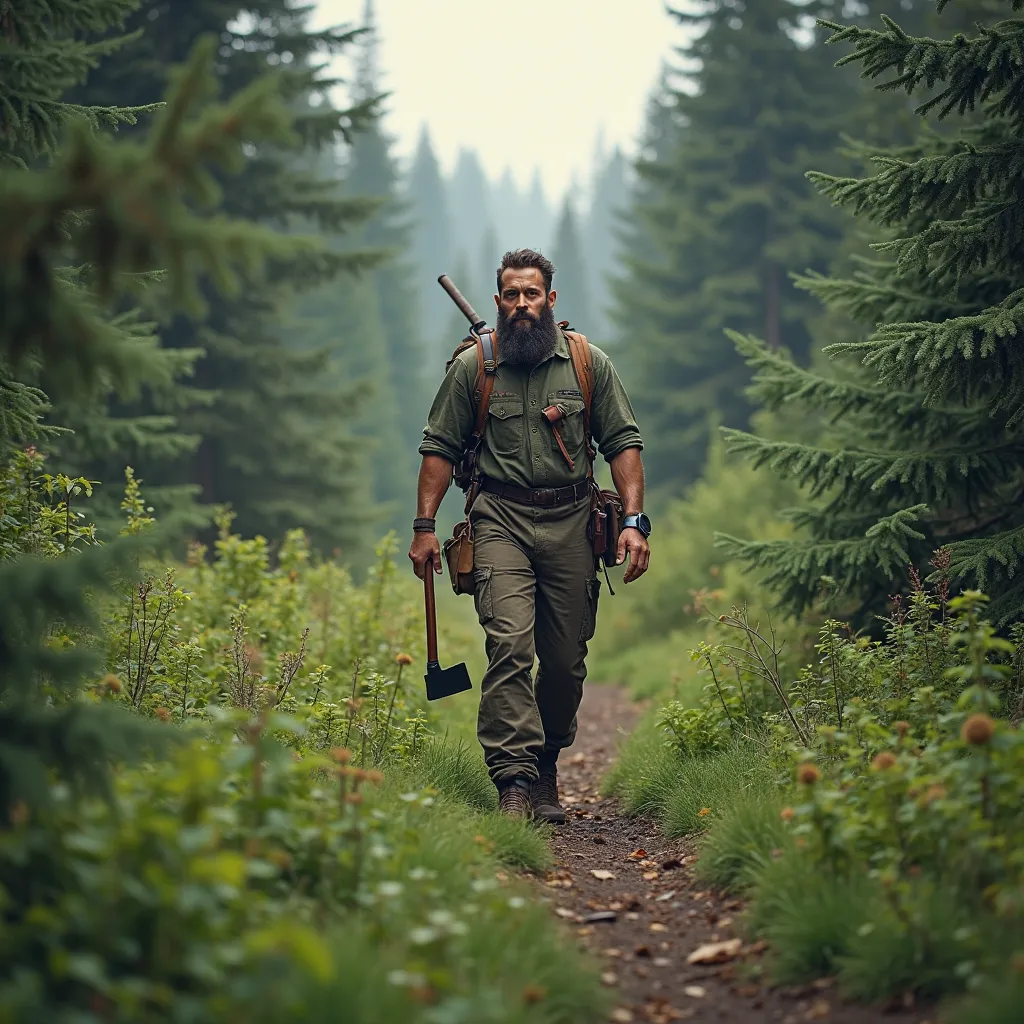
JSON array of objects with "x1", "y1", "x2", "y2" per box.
[{"x1": 495, "y1": 267, "x2": 556, "y2": 330}]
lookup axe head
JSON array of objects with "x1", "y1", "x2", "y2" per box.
[{"x1": 425, "y1": 660, "x2": 473, "y2": 701}]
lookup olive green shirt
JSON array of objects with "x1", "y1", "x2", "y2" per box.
[{"x1": 419, "y1": 331, "x2": 643, "y2": 488}]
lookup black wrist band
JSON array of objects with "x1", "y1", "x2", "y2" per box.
[{"x1": 413, "y1": 517, "x2": 436, "y2": 533}]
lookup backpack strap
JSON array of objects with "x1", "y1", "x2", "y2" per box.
[
  {"x1": 564, "y1": 330, "x2": 596, "y2": 469},
  {"x1": 471, "y1": 328, "x2": 499, "y2": 437}
]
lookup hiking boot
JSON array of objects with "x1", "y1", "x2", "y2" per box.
[
  {"x1": 532, "y1": 768, "x2": 566, "y2": 825},
  {"x1": 497, "y1": 778, "x2": 534, "y2": 820}
]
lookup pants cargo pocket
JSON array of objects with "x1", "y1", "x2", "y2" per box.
[
  {"x1": 579, "y1": 576, "x2": 601, "y2": 642},
  {"x1": 474, "y1": 567, "x2": 494, "y2": 624}
]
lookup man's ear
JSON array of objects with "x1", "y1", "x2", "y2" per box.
[
  {"x1": 547, "y1": 288, "x2": 557, "y2": 308},
  {"x1": 493, "y1": 293, "x2": 500, "y2": 309}
]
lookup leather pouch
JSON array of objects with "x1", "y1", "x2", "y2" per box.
[
  {"x1": 442, "y1": 519, "x2": 476, "y2": 595},
  {"x1": 588, "y1": 487, "x2": 625, "y2": 567}
]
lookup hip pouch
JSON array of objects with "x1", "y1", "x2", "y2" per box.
[
  {"x1": 443, "y1": 519, "x2": 476, "y2": 595},
  {"x1": 588, "y1": 486, "x2": 625, "y2": 568}
]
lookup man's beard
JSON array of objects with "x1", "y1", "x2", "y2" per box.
[{"x1": 496, "y1": 303, "x2": 560, "y2": 367}]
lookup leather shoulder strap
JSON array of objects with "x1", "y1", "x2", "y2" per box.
[
  {"x1": 472, "y1": 329, "x2": 499, "y2": 437},
  {"x1": 564, "y1": 330, "x2": 594, "y2": 438}
]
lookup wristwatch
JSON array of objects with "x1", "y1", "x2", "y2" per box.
[{"x1": 622, "y1": 513, "x2": 652, "y2": 538}]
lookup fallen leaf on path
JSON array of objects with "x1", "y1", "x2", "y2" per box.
[
  {"x1": 716, "y1": 915, "x2": 733, "y2": 928},
  {"x1": 628, "y1": 848, "x2": 647, "y2": 860},
  {"x1": 686, "y1": 938, "x2": 742, "y2": 964},
  {"x1": 555, "y1": 908, "x2": 577, "y2": 920},
  {"x1": 603, "y1": 948, "x2": 622, "y2": 958},
  {"x1": 569, "y1": 752, "x2": 586, "y2": 764},
  {"x1": 584, "y1": 911, "x2": 618, "y2": 924},
  {"x1": 806, "y1": 999, "x2": 831, "y2": 1019},
  {"x1": 609, "y1": 1009, "x2": 633, "y2": 1023},
  {"x1": 600, "y1": 971, "x2": 619, "y2": 987},
  {"x1": 649, "y1": 922, "x2": 667, "y2": 933},
  {"x1": 642, "y1": 871, "x2": 659, "y2": 881},
  {"x1": 591, "y1": 869, "x2": 615, "y2": 880},
  {"x1": 683, "y1": 985, "x2": 706, "y2": 999},
  {"x1": 653, "y1": 957, "x2": 671, "y2": 967},
  {"x1": 655, "y1": 890, "x2": 676, "y2": 902}
]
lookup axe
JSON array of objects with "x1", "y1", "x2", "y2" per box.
[{"x1": 423, "y1": 558, "x2": 472, "y2": 701}]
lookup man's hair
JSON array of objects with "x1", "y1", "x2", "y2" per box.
[{"x1": 497, "y1": 249, "x2": 556, "y2": 294}]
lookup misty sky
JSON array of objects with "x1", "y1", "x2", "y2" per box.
[{"x1": 313, "y1": 0, "x2": 680, "y2": 201}]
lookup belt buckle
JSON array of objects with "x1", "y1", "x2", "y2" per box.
[{"x1": 535, "y1": 487, "x2": 554, "y2": 506}]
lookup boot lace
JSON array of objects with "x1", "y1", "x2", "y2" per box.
[{"x1": 533, "y1": 770, "x2": 560, "y2": 810}]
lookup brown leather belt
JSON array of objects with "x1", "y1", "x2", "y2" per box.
[{"x1": 479, "y1": 476, "x2": 590, "y2": 507}]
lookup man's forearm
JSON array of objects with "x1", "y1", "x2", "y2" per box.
[
  {"x1": 609, "y1": 447, "x2": 645, "y2": 514},
  {"x1": 416, "y1": 455, "x2": 454, "y2": 519}
]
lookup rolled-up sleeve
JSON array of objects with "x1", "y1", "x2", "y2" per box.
[
  {"x1": 419, "y1": 355, "x2": 474, "y2": 464},
  {"x1": 590, "y1": 345, "x2": 643, "y2": 462}
]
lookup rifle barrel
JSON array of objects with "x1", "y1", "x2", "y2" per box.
[{"x1": 438, "y1": 274, "x2": 487, "y2": 333}]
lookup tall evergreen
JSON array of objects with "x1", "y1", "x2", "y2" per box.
[
  {"x1": 449, "y1": 147, "x2": 493, "y2": 294},
  {"x1": 719, "y1": 3, "x2": 1024, "y2": 623},
  {"x1": 583, "y1": 145, "x2": 630, "y2": 341},
  {"x1": 552, "y1": 197, "x2": 592, "y2": 331},
  {"x1": 521, "y1": 169, "x2": 553, "y2": 253},
  {"x1": 0, "y1": 0, "x2": 199, "y2": 521},
  {"x1": 408, "y1": 126, "x2": 452, "y2": 352},
  {"x1": 69, "y1": 0, "x2": 382, "y2": 551},
  {"x1": 0, "y1": 33, "x2": 302, "y2": 807},
  {"x1": 611, "y1": 1, "x2": 854, "y2": 497}
]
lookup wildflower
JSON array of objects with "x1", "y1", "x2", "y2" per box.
[
  {"x1": 779, "y1": 807, "x2": 795, "y2": 822},
  {"x1": 871, "y1": 751, "x2": 898, "y2": 772},
  {"x1": 797, "y1": 762, "x2": 821, "y2": 786},
  {"x1": 919, "y1": 784, "x2": 946, "y2": 807},
  {"x1": 395, "y1": 652, "x2": 414, "y2": 666},
  {"x1": 893, "y1": 721, "x2": 910, "y2": 738},
  {"x1": 522, "y1": 985, "x2": 547, "y2": 1004},
  {"x1": 346, "y1": 792, "x2": 363, "y2": 805},
  {"x1": 961, "y1": 713, "x2": 995, "y2": 746},
  {"x1": 697, "y1": 807, "x2": 711, "y2": 817},
  {"x1": 155, "y1": 707, "x2": 171, "y2": 722},
  {"x1": 103, "y1": 673, "x2": 122, "y2": 693},
  {"x1": 364, "y1": 770, "x2": 384, "y2": 785},
  {"x1": 331, "y1": 747, "x2": 352, "y2": 764}
]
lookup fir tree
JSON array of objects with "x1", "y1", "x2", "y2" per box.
[
  {"x1": 610, "y1": 1, "x2": 854, "y2": 496},
  {"x1": 583, "y1": 144, "x2": 630, "y2": 341},
  {"x1": 449, "y1": 147, "x2": 493, "y2": 296},
  {"x1": 0, "y1": 37, "x2": 304, "y2": 808},
  {"x1": 0, "y1": 0, "x2": 198, "y2": 521},
  {"x1": 69, "y1": 0, "x2": 383, "y2": 550},
  {"x1": 552, "y1": 196, "x2": 592, "y2": 331},
  {"x1": 408, "y1": 125, "x2": 452, "y2": 352},
  {"x1": 522, "y1": 168, "x2": 554, "y2": 252},
  {"x1": 719, "y1": 3, "x2": 1024, "y2": 623}
]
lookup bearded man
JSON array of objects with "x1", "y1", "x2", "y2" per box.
[{"x1": 409, "y1": 249, "x2": 651, "y2": 822}]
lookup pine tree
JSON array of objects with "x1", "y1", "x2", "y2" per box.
[
  {"x1": 0, "y1": 0, "x2": 198, "y2": 521},
  {"x1": 610, "y1": 1, "x2": 855, "y2": 496},
  {"x1": 719, "y1": 3, "x2": 1024, "y2": 623},
  {"x1": 552, "y1": 196, "x2": 592, "y2": 330},
  {"x1": 408, "y1": 126, "x2": 452, "y2": 352},
  {"x1": 0, "y1": 36, "x2": 304, "y2": 808},
  {"x1": 522, "y1": 168, "x2": 554, "y2": 252},
  {"x1": 324, "y1": 0, "x2": 422, "y2": 530},
  {"x1": 69, "y1": 0, "x2": 383, "y2": 550},
  {"x1": 449, "y1": 147, "x2": 493, "y2": 292},
  {"x1": 583, "y1": 145, "x2": 630, "y2": 341}
]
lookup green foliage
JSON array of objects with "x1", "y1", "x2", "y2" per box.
[
  {"x1": 722, "y1": 4, "x2": 1024, "y2": 623},
  {"x1": 628, "y1": 572, "x2": 1024, "y2": 1009}
]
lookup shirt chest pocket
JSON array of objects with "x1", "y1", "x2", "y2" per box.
[
  {"x1": 486, "y1": 398, "x2": 524, "y2": 455},
  {"x1": 546, "y1": 393, "x2": 587, "y2": 457}
]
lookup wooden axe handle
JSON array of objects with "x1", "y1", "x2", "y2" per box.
[{"x1": 424, "y1": 558, "x2": 439, "y2": 666}]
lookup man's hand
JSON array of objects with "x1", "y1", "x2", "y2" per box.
[
  {"x1": 409, "y1": 531, "x2": 443, "y2": 580},
  {"x1": 616, "y1": 527, "x2": 650, "y2": 584}
]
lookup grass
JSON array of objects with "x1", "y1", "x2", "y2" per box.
[{"x1": 604, "y1": 712, "x2": 777, "y2": 839}]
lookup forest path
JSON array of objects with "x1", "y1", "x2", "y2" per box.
[{"x1": 536, "y1": 685, "x2": 930, "y2": 1024}]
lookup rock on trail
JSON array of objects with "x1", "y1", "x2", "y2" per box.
[{"x1": 535, "y1": 684, "x2": 932, "y2": 1024}]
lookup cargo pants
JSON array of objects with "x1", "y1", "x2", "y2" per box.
[{"x1": 469, "y1": 489, "x2": 600, "y2": 784}]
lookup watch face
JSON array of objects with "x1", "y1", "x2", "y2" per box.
[{"x1": 638, "y1": 513, "x2": 652, "y2": 537}]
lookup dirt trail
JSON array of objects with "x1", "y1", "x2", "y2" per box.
[{"x1": 537, "y1": 685, "x2": 933, "y2": 1024}]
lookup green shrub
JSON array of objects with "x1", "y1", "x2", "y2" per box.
[{"x1": 696, "y1": 789, "x2": 790, "y2": 890}]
